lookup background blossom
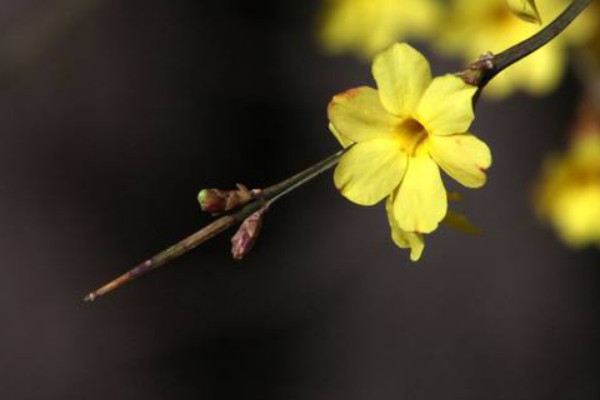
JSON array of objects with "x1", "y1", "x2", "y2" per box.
[
  {"x1": 534, "y1": 107, "x2": 600, "y2": 247},
  {"x1": 439, "y1": 0, "x2": 597, "y2": 97},
  {"x1": 319, "y1": 0, "x2": 441, "y2": 57}
]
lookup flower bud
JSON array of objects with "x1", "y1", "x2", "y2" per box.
[
  {"x1": 197, "y1": 189, "x2": 228, "y2": 213},
  {"x1": 231, "y1": 208, "x2": 268, "y2": 260},
  {"x1": 198, "y1": 184, "x2": 260, "y2": 213}
]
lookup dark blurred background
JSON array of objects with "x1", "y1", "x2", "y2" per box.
[{"x1": 0, "y1": 1, "x2": 599, "y2": 399}]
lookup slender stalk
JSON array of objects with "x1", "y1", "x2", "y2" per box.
[
  {"x1": 263, "y1": 149, "x2": 346, "y2": 204},
  {"x1": 83, "y1": 150, "x2": 344, "y2": 301},
  {"x1": 84, "y1": 0, "x2": 596, "y2": 302},
  {"x1": 458, "y1": 0, "x2": 595, "y2": 88},
  {"x1": 494, "y1": 0, "x2": 593, "y2": 72}
]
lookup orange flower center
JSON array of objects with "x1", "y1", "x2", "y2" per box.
[{"x1": 395, "y1": 118, "x2": 428, "y2": 156}]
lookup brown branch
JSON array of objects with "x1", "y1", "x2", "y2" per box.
[
  {"x1": 83, "y1": 0, "x2": 597, "y2": 302},
  {"x1": 457, "y1": 0, "x2": 595, "y2": 88},
  {"x1": 83, "y1": 150, "x2": 344, "y2": 301}
]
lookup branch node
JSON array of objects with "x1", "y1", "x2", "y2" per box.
[{"x1": 456, "y1": 51, "x2": 496, "y2": 86}]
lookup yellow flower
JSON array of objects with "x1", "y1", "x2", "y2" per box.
[
  {"x1": 534, "y1": 127, "x2": 600, "y2": 248},
  {"x1": 328, "y1": 43, "x2": 492, "y2": 259},
  {"x1": 439, "y1": 0, "x2": 596, "y2": 98},
  {"x1": 319, "y1": 0, "x2": 441, "y2": 58}
]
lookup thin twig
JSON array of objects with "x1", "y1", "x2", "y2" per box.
[{"x1": 83, "y1": 150, "x2": 344, "y2": 301}]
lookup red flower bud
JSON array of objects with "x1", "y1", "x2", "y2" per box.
[{"x1": 231, "y1": 207, "x2": 268, "y2": 260}]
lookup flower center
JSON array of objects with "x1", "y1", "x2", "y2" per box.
[{"x1": 395, "y1": 118, "x2": 428, "y2": 156}]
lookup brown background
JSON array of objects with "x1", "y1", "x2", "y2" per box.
[{"x1": 0, "y1": 1, "x2": 599, "y2": 399}]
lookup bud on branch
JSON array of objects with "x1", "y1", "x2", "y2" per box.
[
  {"x1": 82, "y1": 0, "x2": 595, "y2": 302},
  {"x1": 456, "y1": 0, "x2": 594, "y2": 89},
  {"x1": 198, "y1": 184, "x2": 262, "y2": 213},
  {"x1": 231, "y1": 207, "x2": 268, "y2": 260}
]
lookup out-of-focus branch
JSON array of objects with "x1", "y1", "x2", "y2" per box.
[
  {"x1": 574, "y1": 37, "x2": 600, "y2": 113},
  {"x1": 0, "y1": 0, "x2": 104, "y2": 88}
]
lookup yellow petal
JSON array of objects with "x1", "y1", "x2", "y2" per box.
[
  {"x1": 429, "y1": 133, "x2": 492, "y2": 188},
  {"x1": 319, "y1": 0, "x2": 369, "y2": 55},
  {"x1": 552, "y1": 185, "x2": 600, "y2": 247},
  {"x1": 393, "y1": 154, "x2": 447, "y2": 233},
  {"x1": 572, "y1": 132, "x2": 600, "y2": 167},
  {"x1": 334, "y1": 138, "x2": 407, "y2": 206},
  {"x1": 507, "y1": 0, "x2": 542, "y2": 24},
  {"x1": 372, "y1": 43, "x2": 432, "y2": 116},
  {"x1": 328, "y1": 86, "x2": 401, "y2": 143},
  {"x1": 386, "y1": 196, "x2": 425, "y2": 261},
  {"x1": 443, "y1": 210, "x2": 482, "y2": 235},
  {"x1": 319, "y1": 0, "x2": 400, "y2": 58},
  {"x1": 329, "y1": 123, "x2": 353, "y2": 148},
  {"x1": 319, "y1": 0, "x2": 443, "y2": 58},
  {"x1": 416, "y1": 75, "x2": 477, "y2": 135}
]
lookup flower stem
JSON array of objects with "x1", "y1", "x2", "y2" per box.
[
  {"x1": 83, "y1": 150, "x2": 344, "y2": 301},
  {"x1": 84, "y1": 0, "x2": 596, "y2": 302},
  {"x1": 458, "y1": 0, "x2": 595, "y2": 88}
]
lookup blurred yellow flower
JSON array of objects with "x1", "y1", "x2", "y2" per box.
[
  {"x1": 319, "y1": 0, "x2": 441, "y2": 58},
  {"x1": 440, "y1": 0, "x2": 596, "y2": 98},
  {"x1": 328, "y1": 43, "x2": 492, "y2": 259},
  {"x1": 534, "y1": 110, "x2": 600, "y2": 248}
]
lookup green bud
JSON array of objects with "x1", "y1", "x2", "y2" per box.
[{"x1": 197, "y1": 184, "x2": 259, "y2": 213}]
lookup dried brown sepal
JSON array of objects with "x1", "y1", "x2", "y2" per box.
[
  {"x1": 231, "y1": 207, "x2": 268, "y2": 260},
  {"x1": 455, "y1": 52, "x2": 495, "y2": 87},
  {"x1": 198, "y1": 184, "x2": 261, "y2": 213},
  {"x1": 507, "y1": 0, "x2": 542, "y2": 24}
]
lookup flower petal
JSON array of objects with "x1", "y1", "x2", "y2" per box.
[
  {"x1": 372, "y1": 43, "x2": 432, "y2": 116},
  {"x1": 386, "y1": 196, "x2": 425, "y2": 261},
  {"x1": 334, "y1": 138, "x2": 407, "y2": 206},
  {"x1": 329, "y1": 123, "x2": 353, "y2": 148},
  {"x1": 393, "y1": 155, "x2": 447, "y2": 233},
  {"x1": 416, "y1": 75, "x2": 477, "y2": 135},
  {"x1": 429, "y1": 133, "x2": 492, "y2": 188},
  {"x1": 552, "y1": 185, "x2": 600, "y2": 248},
  {"x1": 328, "y1": 86, "x2": 401, "y2": 143}
]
